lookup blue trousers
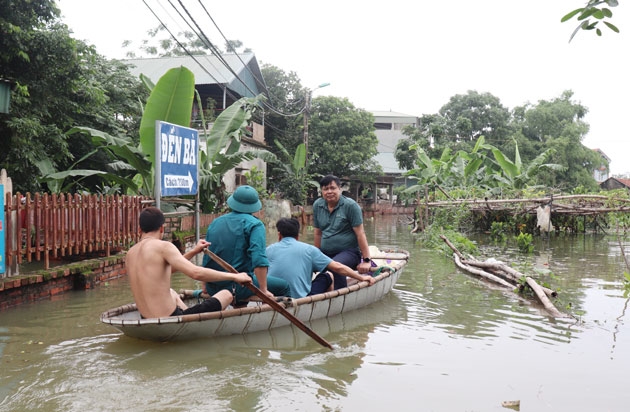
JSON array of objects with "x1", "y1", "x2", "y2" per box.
[{"x1": 325, "y1": 248, "x2": 361, "y2": 289}]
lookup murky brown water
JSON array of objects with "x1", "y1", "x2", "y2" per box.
[{"x1": 1, "y1": 215, "x2": 629, "y2": 411}]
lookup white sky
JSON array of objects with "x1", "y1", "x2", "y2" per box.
[{"x1": 57, "y1": 0, "x2": 629, "y2": 175}]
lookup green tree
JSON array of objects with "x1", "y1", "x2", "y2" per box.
[
  {"x1": 0, "y1": 3, "x2": 147, "y2": 193},
  {"x1": 260, "y1": 64, "x2": 305, "y2": 154},
  {"x1": 403, "y1": 136, "x2": 566, "y2": 197},
  {"x1": 512, "y1": 90, "x2": 599, "y2": 190},
  {"x1": 0, "y1": 0, "x2": 59, "y2": 65},
  {"x1": 490, "y1": 140, "x2": 566, "y2": 190},
  {"x1": 37, "y1": 127, "x2": 149, "y2": 194},
  {"x1": 307, "y1": 96, "x2": 380, "y2": 180},
  {"x1": 395, "y1": 113, "x2": 447, "y2": 169},
  {"x1": 267, "y1": 142, "x2": 318, "y2": 206},
  {"x1": 438, "y1": 90, "x2": 512, "y2": 151},
  {"x1": 260, "y1": 64, "x2": 321, "y2": 203},
  {"x1": 198, "y1": 95, "x2": 266, "y2": 212},
  {"x1": 37, "y1": 66, "x2": 196, "y2": 195},
  {"x1": 395, "y1": 91, "x2": 512, "y2": 174}
]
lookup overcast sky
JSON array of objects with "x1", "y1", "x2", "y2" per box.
[{"x1": 58, "y1": 0, "x2": 629, "y2": 175}]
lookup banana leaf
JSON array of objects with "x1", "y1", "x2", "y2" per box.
[{"x1": 139, "y1": 66, "x2": 196, "y2": 164}]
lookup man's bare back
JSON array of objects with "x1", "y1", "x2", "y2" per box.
[
  {"x1": 127, "y1": 238, "x2": 179, "y2": 318},
  {"x1": 128, "y1": 207, "x2": 251, "y2": 319}
]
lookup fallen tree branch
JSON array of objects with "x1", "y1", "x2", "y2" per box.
[
  {"x1": 440, "y1": 234, "x2": 568, "y2": 318},
  {"x1": 453, "y1": 254, "x2": 515, "y2": 289},
  {"x1": 524, "y1": 276, "x2": 567, "y2": 318},
  {"x1": 462, "y1": 259, "x2": 557, "y2": 298}
]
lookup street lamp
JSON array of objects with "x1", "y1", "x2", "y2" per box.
[{"x1": 303, "y1": 82, "x2": 330, "y2": 168}]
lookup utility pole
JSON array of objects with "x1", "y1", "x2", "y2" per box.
[{"x1": 303, "y1": 90, "x2": 311, "y2": 167}]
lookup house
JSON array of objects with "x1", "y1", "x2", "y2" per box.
[
  {"x1": 124, "y1": 53, "x2": 269, "y2": 192},
  {"x1": 372, "y1": 111, "x2": 418, "y2": 174},
  {"x1": 592, "y1": 148, "x2": 611, "y2": 183},
  {"x1": 353, "y1": 111, "x2": 418, "y2": 203},
  {"x1": 600, "y1": 177, "x2": 630, "y2": 191}
]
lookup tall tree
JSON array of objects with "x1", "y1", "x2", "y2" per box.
[
  {"x1": 0, "y1": 3, "x2": 147, "y2": 193},
  {"x1": 259, "y1": 64, "x2": 305, "y2": 154},
  {"x1": 307, "y1": 96, "x2": 380, "y2": 180},
  {"x1": 395, "y1": 92, "x2": 512, "y2": 171},
  {"x1": 123, "y1": 25, "x2": 211, "y2": 58},
  {"x1": 260, "y1": 64, "x2": 309, "y2": 200},
  {"x1": 0, "y1": 0, "x2": 59, "y2": 64},
  {"x1": 438, "y1": 90, "x2": 512, "y2": 151},
  {"x1": 395, "y1": 113, "x2": 446, "y2": 169},
  {"x1": 512, "y1": 90, "x2": 599, "y2": 190}
]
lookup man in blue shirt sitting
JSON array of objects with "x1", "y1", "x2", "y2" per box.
[
  {"x1": 267, "y1": 218, "x2": 375, "y2": 298},
  {"x1": 203, "y1": 185, "x2": 290, "y2": 305}
]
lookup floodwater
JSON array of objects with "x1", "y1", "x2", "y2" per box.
[{"x1": 1, "y1": 215, "x2": 629, "y2": 412}]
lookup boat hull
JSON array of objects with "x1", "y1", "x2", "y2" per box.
[{"x1": 100, "y1": 248, "x2": 409, "y2": 342}]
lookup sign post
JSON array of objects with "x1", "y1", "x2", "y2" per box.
[{"x1": 154, "y1": 121, "x2": 199, "y2": 208}]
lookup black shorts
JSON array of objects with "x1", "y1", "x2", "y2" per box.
[
  {"x1": 141, "y1": 297, "x2": 223, "y2": 319},
  {"x1": 180, "y1": 297, "x2": 223, "y2": 315}
]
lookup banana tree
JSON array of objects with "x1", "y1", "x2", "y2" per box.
[
  {"x1": 38, "y1": 67, "x2": 195, "y2": 195},
  {"x1": 268, "y1": 141, "x2": 319, "y2": 206},
  {"x1": 138, "y1": 66, "x2": 197, "y2": 195},
  {"x1": 37, "y1": 127, "x2": 149, "y2": 194},
  {"x1": 491, "y1": 140, "x2": 566, "y2": 189},
  {"x1": 196, "y1": 95, "x2": 268, "y2": 211},
  {"x1": 403, "y1": 144, "x2": 460, "y2": 196}
]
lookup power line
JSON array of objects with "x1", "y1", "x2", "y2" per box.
[
  {"x1": 193, "y1": 0, "x2": 271, "y2": 97},
  {"x1": 142, "y1": 0, "x2": 242, "y2": 105},
  {"x1": 143, "y1": 0, "x2": 308, "y2": 120},
  {"x1": 174, "y1": 0, "x2": 259, "y2": 95},
  {"x1": 167, "y1": 0, "x2": 308, "y2": 117},
  {"x1": 163, "y1": 0, "x2": 231, "y2": 85}
]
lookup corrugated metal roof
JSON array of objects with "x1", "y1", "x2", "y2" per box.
[
  {"x1": 374, "y1": 152, "x2": 406, "y2": 174},
  {"x1": 123, "y1": 53, "x2": 267, "y2": 98}
]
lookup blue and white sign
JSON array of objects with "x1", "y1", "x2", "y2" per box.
[
  {"x1": 0, "y1": 184, "x2": 5, "y2": 274},
  {"x1": 156, "y1": 121, "x2": 199, "y2": 197}
]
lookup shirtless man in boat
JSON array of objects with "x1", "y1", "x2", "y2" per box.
[{"x1": 127, "y1": 206, "x2": 251, "y2": 319}]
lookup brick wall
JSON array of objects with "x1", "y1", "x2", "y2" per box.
[{"x1": 0, "y1": 255, "x2": 126, "y2": 310}]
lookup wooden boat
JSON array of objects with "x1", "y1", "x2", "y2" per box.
[{"x1": 100, "y1": 246, "x2": 409, "y2": 342}]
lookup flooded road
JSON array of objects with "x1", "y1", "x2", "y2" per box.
[{"x1": 1, "y1": 215, "x2": 629, "y2": 411}]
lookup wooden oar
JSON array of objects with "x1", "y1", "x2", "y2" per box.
[{"x1": 202, "y1": 248, "x2": 333, "y2": 350}]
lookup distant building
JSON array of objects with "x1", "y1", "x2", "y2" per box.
[
  {"x1": 347, "y1": 111, "x2": 418, "y2": 204},
  {"x1": 592, "y1": 148, "x2": 611, "y2": 183},
  {"x1": 371, "y1": 111, "x2": 419, "y2": 176},
  {"x1": 600, "y1": 177, "x2": 630, "y2": 191}
]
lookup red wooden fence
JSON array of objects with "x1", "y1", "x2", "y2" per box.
[{"x1": 3, "y1": 192, "x2": 148, "y2": 273}]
